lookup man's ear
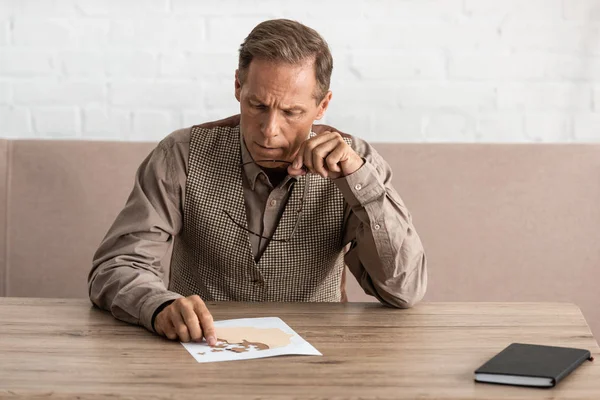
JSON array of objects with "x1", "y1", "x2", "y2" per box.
[
  {"x1": 234, "y1": 69, "x2": 242, "y2": 102},
  {"x1": 315, "y1": 91, "x2": 332, "y2": 120}
]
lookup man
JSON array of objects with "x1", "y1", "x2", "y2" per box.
[{"x1": 88, "y1": 19, "x2": 427, "y2": 345}]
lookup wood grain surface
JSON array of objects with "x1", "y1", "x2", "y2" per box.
[{"x1": 1, "y1": 298, "x2": 599, "y2": 399}]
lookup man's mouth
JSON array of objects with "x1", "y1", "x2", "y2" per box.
[{"x1": 256, "y1": 143, "x2": 279, "y2": 150}]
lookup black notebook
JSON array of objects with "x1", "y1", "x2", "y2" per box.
[{"x1": 474, "y1": 343, "x2": 592, "y2": 388}]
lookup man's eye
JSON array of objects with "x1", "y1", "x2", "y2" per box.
[{"x1": 253, "y1": 103, "x2": 266, "y2": 110}]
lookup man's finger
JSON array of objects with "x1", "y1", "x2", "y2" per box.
[
  {"x1": 292, "y1": 151, "x2": 303, "y2": 170},
  {"x1": 325, "y1": 144, "x2": 346, "y2": 173},
  {"x1": 289, "y1": 141, "x2": 307, "y2": 176},
  {"x1": 194, "y1": 301, "x2": 216, "y2": 346},
  {"x1": 292, "y1": 140, "x2": 306, "y2": 170},
  {"x1": 312, "y1": 138, "x2": 340, "y2": 178},
  {"x1": 181, "y1": 304, "x2": 203, "y2": 342},
  {"x1": 293, "y1": 132, "x2": 332, "y2": 168},
  {"x1": 160, "y1": 317, "x2": 178, "y2": 341},
  {"x1": 287, "y1": 164, "x2": 306, "y2": 176},
  {"x1": 290, "y1": 132, "x2": 337, "y2": 176},
  {"x1": 170, "y1": 309, "x2": 191, "y2": 342},
  {"x1": 302, "y1": 139, "x2": 316, "y2": 172},
  {"x1": 304, "y1": 133, "x2": 340, "y2": 174}
]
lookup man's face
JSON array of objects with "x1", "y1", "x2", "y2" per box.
[{"x1": 235, "y1": 58, "x2": 331, "y2": 168}]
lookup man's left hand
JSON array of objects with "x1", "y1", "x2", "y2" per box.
[{"x1": 287, "y1": 131, "x2": 364, "y2": 179}]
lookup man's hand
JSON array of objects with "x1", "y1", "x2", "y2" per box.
[
  {"x1": 287, "y1": 131, "x2": 364, "y2": 179},
  {"x1": 154, "y1": 295, "x2": 217, "y2": 345}
]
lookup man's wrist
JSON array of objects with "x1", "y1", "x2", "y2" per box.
[
  {"x1": 151, "y1": 299, "x2": 176, "y2": 332},
  {"x1": 334, "y1": 160, "x2": 385, "y2": 207},
  {"x1": 341, "y1": 153, "x2": 365, "y2": 177},
  {"x1": 140, "y1": 292, "x2": 183, "y2": 333}
]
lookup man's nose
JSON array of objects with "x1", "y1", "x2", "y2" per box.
[{"x1": 260, "y1": 111, "x2": 280, "y2": 138}]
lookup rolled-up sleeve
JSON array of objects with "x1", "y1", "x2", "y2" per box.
[
  {"x1": 88, "y1": 136, "x2": 185, "y2": 332},
  {"x1": 336, "y1": 138, "x2": 427, "y2": 308}
]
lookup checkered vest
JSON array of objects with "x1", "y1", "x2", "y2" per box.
[{"x1": 169, "y1": 124, "x2": 349, "y2": 301}]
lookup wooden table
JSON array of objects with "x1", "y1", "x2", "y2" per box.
[{"x1": 1, "y1": 299, "x2": 599, "y2": 399}]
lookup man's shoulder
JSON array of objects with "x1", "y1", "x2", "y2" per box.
[
  {"x1": 193, "y1": 114, "x2": 241, "y2": 130},
  {"x1": 159, "y1": 127, "x2": 192, "y2": 151},
  {"x1": 158, "y1": 115, "x2": 241, "y2": 151}
]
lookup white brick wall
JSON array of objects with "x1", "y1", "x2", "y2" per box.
[
  {"x1": 1, "y1": 0, "x2": 599, "y2": 142},
  {"x1": 0, "y1": 106, "x2": 30, "y2": 137},
  {"x1": 0, "y1": 82, "x2": 9, "y2": 104},
  {"x1": 0, "y1": 19, "x2": 9, "y2": 46},
  {"x1": 31, "y1": 106, "x2": 79, "y2": 136}
]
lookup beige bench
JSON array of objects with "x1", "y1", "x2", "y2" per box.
[{"x1": 1, "y1": 138, "x2": 599, "y2": 339}]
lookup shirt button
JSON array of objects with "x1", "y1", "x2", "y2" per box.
[
  {"x1": 269, "y1": 199, "x2": 277, "y2": 207},
  {"x1": 354, "y1": 184, "x2": 362, "y2": 191},
  {"x1": 374, "y1": 224, "x2": 381, "y2": 230}
]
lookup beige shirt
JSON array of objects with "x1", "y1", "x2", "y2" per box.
[{"x1": 89, "y1": 119, "x2": 427, "y2": 331}]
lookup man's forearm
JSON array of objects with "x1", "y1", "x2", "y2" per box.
[
  {"x1": 337, "y1": 159, "x2": 428, "y2": 308},
  {"x1": 89, "y1": 245, "x2": 183, "y2": 332},
  {"x1": 88, "y1": 139, "x2": 185, "y2": 332}
]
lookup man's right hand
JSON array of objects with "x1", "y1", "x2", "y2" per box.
[{"x1": 154, "y1": 295, "x2": 217, "y2": 345}]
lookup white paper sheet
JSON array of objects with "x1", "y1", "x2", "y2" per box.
[{"x1": 181, "y1": 317, "x2": 322, "y2": 363}]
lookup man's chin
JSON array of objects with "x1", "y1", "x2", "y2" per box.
[
  {"x1": 251, "y1": 146, "x2": 290, "y2": 165},
  {"x1": 255, "y1": 159, "x2": 290, "y2": 169}
]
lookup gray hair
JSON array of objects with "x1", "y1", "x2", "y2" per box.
[{"x1": 238, "y1": 19, "x2": 333, "y2": 102}]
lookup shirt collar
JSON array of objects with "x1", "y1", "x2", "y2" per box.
[{"x1": 240, "y1": 129, "x2": 264, "y2": 190}]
